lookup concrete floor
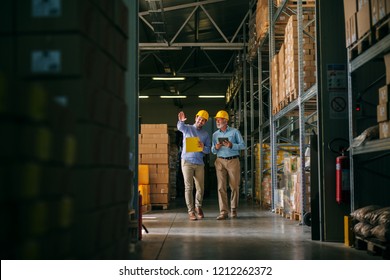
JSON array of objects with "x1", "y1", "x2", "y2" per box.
[{"x1": 128, "y1": 196, "x2": 382, "y2": 260}]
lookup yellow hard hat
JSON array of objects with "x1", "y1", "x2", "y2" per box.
[
  {"x1": 196, "y1": 110, "x2": 209, "y2": 121},
  {"x1": 215, "y1": 110, "x2": 229, "y2": 120}
]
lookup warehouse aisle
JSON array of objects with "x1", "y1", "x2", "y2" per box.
[{"x1": 128, "y1": 198, "x2": 381, "y2": 260}]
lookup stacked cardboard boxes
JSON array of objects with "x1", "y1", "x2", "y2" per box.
[
  {"x1": 139, "y1": 124, "x2": 170, "y2": 208},
  {"x1": 377, "y1": 53, "x2": 390, "y2": 138},
  {"x1": 247, "y1": 12, "x2": 258, "y2": 61},
  {"x1": 1, "y1": 0, "x2": 131, "y2": 259},
  {"x1": 281, "y1": 156, "x2": 311, "y2": 217},
  {"x1": 344, "y1": 0, "x2": 358, "y2": 47},
  {"x1": 255, "y1": 0, "x2": 269, "y2": 44},
  {"x1": 254, "y1": 143, "x2": 300, "y2": 208},
  {"x1": 344, "y1": 0, "x2": 390, "y2": 49},
  {"x1": 271, "y1": 12, "x2": 316, "y2": 114},
  {"x1": 284, "y1": 14, "x2": 316, "y2": 100},
  {"x1": 378, "y1": 84, "x2": 390, "y2": 138}
]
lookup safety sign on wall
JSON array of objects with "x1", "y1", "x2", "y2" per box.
[{"x1": 327, "y1": 64, "x2": 347, "y2": 119}]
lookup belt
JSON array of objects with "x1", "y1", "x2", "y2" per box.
[{"x1": 218, "y1": 155, "x2": 239, "y2": 160}]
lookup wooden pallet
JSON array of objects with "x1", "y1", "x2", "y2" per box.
[
  {"x1": 283, "y1": 211, "x2": 293, "y2": 219},
  {"x1": 348, "y1": 31, "x2": 374, "y2": 60},
  {"x1": 354, "y1": 236, "x2": 390, "y2": 259},
  {"x1": 275, "y1": 207, "x2": 284, "y2": 215},
  {"x1": 272, "y1": 105, "x2": 279, "y2": 115},
  {"x1": 292, "y1": 211, "x2": 301, "y2": 221},
  {"x1": 287, "y1": 0, "x2": 316, "y2": 8},
  {"x1": 275, "y1": 0, "x2": 316, "y2": 8},
  {"x1": 375, "y1": 16, "x2": 390, "y2": 42},
  {"x1": 151, "y1": 203, "x2": 169, "y2": 210},
  {"x1": 287, "y1": 89, "x2": 298, "y2": 103}
]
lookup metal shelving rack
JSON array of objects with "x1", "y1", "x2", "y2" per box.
[
  {"x1": 263, "y1": 0, "x2": 317, "y2": 218},
  {"x1": 227, "y1": 1, "x2": 317, "y2": 214},
  {"x1": 347, "y1": 33, "x2": 390, "y2": 211}
]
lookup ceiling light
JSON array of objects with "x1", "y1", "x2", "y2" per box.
[
  {"x1": 152, "y1": 77, "x2": 186, "y2": 81},
  {"x1": 139, "y1": 95, "x2": 149, "y2": 98},
  {"x1": 198, "y1": 95, "x2": 225, "y2": 98},
  {"x1": 160, "y1": 95, "x2": 187, "y2": 99}
]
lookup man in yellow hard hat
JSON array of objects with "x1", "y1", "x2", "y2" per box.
[
  {"x1": 212, "y1": 110, "x2": 246, "y2": 220},
  {"x1": 177, "y1": 110, "x2": 211, "y2": 220}
]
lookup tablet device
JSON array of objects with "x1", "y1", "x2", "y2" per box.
[{"x1": 218, "y1": 137, "x2": 228, "y2": 143}]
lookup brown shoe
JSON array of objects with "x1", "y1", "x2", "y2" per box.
[
  {"x1": 216, "y1": 214, "x2": 228, "y2": 220},
  {"x1": 195, "y1": 207, "x2": 204, "y2": 219},
  {"x1": 189, "y1": 212, "x2": 197, "y2": 221},
  {"x1": 231, "y1": 210, "x2": 237, "y2": 218}
]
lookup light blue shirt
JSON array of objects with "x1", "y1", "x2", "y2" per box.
[
  {"x1": 211, "y1": 126, "x2": 246, "y2": 157},
  {"x1": 177, "y1": 121, "x2": 211, "y2": 165}
]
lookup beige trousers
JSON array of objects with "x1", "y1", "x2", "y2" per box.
[
  {"x1": 181, "y1": 160, "x2": 205, "y2": 213},
  {"x1": 214, "y1": 157, "x2": 240, "y2": 215}
]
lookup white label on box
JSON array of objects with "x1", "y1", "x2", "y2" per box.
[
  {"x1": 31, "y1": 50, "x2": 62, "y2": 73},
  {"x1": 32, "y1": 0, "x2": 62, "y2": 18},
  {"x1": 53, "y1": 96, "x2": 68, "y2": 107}
]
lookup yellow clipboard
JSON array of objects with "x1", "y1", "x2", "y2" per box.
[{"x1": 185, "y1": 137, "x2": 202, "y2": 152}]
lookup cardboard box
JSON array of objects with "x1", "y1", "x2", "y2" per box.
[
  {"x1": 17, "y1": 0, "x2": 99, "y2": 42},
  {"x1": 150, "y1": 184, "x2": 169, "y2": 194},
  {"x1": 156, "y1": 144, "x2": 169, "y2": 154},
  {"x1": 140, "y1": 154, "x2": 168, "y2": 164},
  {"x1": 149, "y1": 172, "x2": 169, "y2": 184},
  {"x1": 74, "y1": 123, "x2": 104, "y2": 165},
  {"x1": 379, "y1": 120, "x2": 390, "y2": 138},
  {"x1": 150, "y1": 193, "x2": 169, "y2": 204},
  {"x1": 138, "y1": 143, "x2": 156, "y2": 154},
  {"x1": 358, "y1": 0, "x2": 370, "y2": 9},
  {"x1": 379, "y1": 85, "x2": 390, "y2": 104},
  {"x1": 17, "y1": 34, "x2": 101, "y2": 79},
  {"x1": 377, "y1": 103, "x2": 390, "y2": 122},
  {"x1": 141, "y1": 124, "x2": 168, "y2": 134},
  {"x1": 344, "y1": 0, "x2": 358, "y2": 20},
  {"x1": 140, "y1": 133, "x2": 169, "y2": 144},
  {"x1": 345, "y1": 14, "x2": 358, "y2": 47},
  {"x1": 20, "y1": 79, "x2": 107, "y2": 124},
  {"x1": 157, "y1": 164, "x2": 169, "y2": 174},
  {"x1": 371, "y1": 0, "x2": 390, "y2": 23},
  {"x1": 372, "y1": 0, "x2": 379, "y2": 24},
  {"x1": 384, "y1": 53, "x2": 390, "y2": 84},
  {"x1": 357, "y1": 3, "x2": 372, "y2": 39}
]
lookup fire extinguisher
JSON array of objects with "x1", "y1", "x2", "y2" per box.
[
  {"x1": 329, "y1": 138, "x2": 350, "y2": 204},
  {"x1": 335, "y1": 150, "x2": 350, "y2": 204}
]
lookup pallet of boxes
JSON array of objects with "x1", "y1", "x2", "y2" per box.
[
  {"x1": 344, "y1": 0, "x2": 390, "y2": 60},
  {"x1": 138, "y1": 124, "x2": 170, "y2": 209},
  {"x1": 271, "y1": 11, "x2": 316, "y2": 114},
  {"x1": 378, "y1": 54, "x2": 390, "y2": 139}
]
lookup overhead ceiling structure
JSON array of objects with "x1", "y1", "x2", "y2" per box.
[{"x1": 138, "y1": 0, "x2": 251, "y2": 108}]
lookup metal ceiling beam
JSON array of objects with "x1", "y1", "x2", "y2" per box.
[
  {"x1": 139, "y1": 73, "x2": 232, "y2": 78},
  {"x1": 140, "y1": 0, "x2": 246, "y2": 48},
  {"x1": 139, "y1": 42, "x2": 245, "y2": 50},
  {"x1": 139, "y1": 0, "x2": 226, "y2": 16}
]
